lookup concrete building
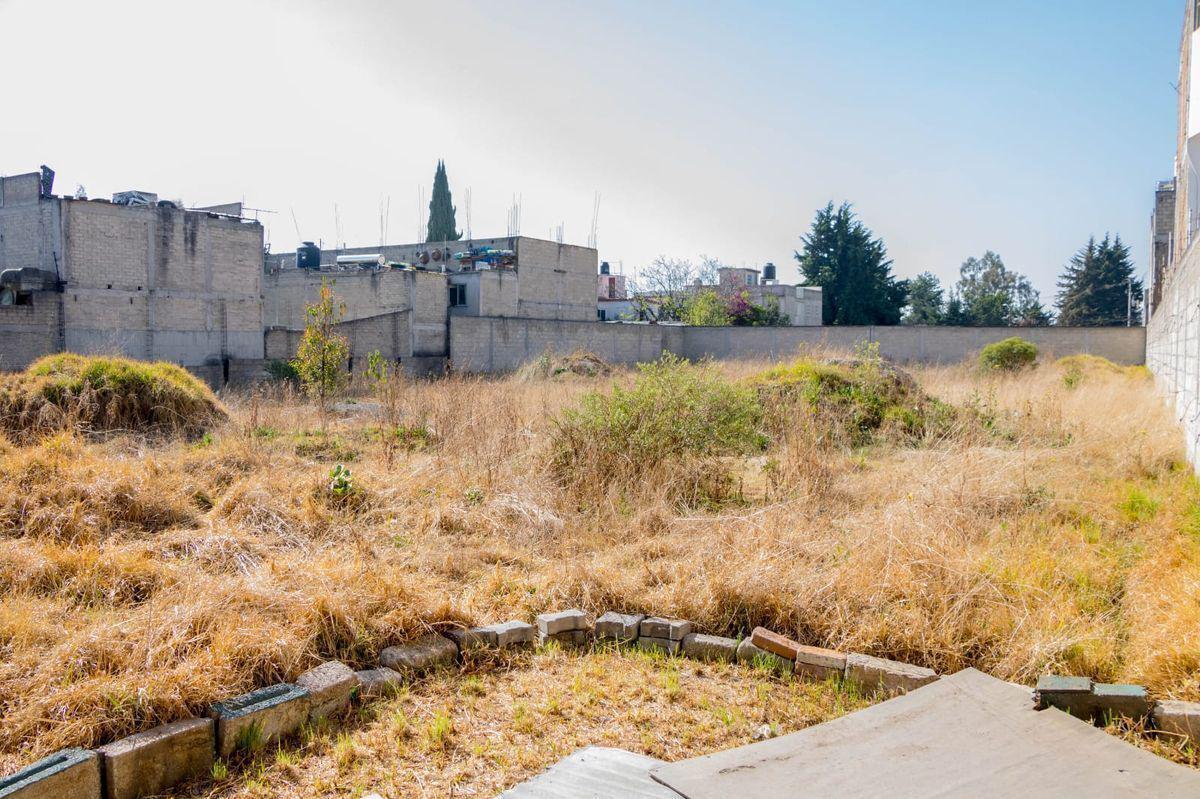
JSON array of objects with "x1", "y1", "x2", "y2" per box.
[
  {"x1": 710, "y1": 265, "x2": 824, "y2": 327},
  {"x1": 596, "y1": 261, "x2": 636, "y2": 321},
  {"x1": 0, "y1": 168, "x2": 264, "y2": 381},
  {"x1": 262, "y1": 235, "x2": 598, "y2": 373}
]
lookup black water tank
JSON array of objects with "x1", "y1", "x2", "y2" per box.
[
  {"x1": 297, "y1": 241, "x2": 321, "y2": 269},
  {"x1": 763, "y1": 262, "x2": 777, "y2": 281},
  {"x1": 600, "y1": 261, "x2": 610, "y2": 275}
]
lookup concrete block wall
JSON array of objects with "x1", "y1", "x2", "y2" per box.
[
  {"x1": 1147, "y1": 241, "x2": 1200, "y2": 466},
  {"x1": 450, "y1": 317, "x2": 1146, "y2": 374},
  {"x1": 0, "y1": 290, "x2": 60, "y2": 371},
  {"x1": 449, "y1": 316, "x2": 684, "y2": 372}
]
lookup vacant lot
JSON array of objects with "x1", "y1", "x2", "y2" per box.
[{"x1": 0, "y1": 350, "x2": 1197, "y2": 777}]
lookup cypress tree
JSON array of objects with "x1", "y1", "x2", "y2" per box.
[
  {"x1": 426, "y1": 160, "x2": 461, "y2": 242},
  {"x1": 1056, "y1": 235, "x2": 1142, "y2": 325},
  {"x1": 795, "y1": 202, "x2": 907, "y2": 325}
]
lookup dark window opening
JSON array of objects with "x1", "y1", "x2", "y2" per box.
[{"x1": 449, "y1": 284, "x2": 467, "y2": 307}]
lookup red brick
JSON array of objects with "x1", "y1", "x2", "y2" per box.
[{"x1": 750, "y1": 627, "x2": 799, "y2": 660}]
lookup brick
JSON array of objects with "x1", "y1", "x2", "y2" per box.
[
  {"x1": 540, "y1": 629, "x2": 590, "y2": 647},
  {"x1": 793, "y1": 644, "x2": 847, "y2": 681},
  {"x1": 639, "y1": 617, "x2": 692, "y2": 641},
  {"x1": 637, "y1": 636, "x2": 681, "y2": 655},
  {"x1": 380, "y1": 633, "x2": 459, "y2": 673},
  {"x1": 295, "y1": 660, "x2": 358, "y2": 720},
  {"x1": 845, "y1": 653, "x2": 938, "y2": 695},
  {"x1": 210, "y1": 684, "x2": 310, "y2": 758},
  {"x1": 355, "y1": 667, "x2": 403, "y2": 699},
  {"x1": 736, "y1": 639, "x2": 792, "y2": 675},
  {"x1": 1153, "y1": 700, "x2": 1200, "y2": 744},
  {"x1": 98, "y1": 719, "x2": 213, "y2": 799},
  {"x1": 0, "y1": 748, "x2": 100, "y2": 799},
  {"x1": 1035, "y1": 674, "x2": 1095, "y2": 717},
  {"x1": 1093, "y1": 683, "x2": 1152, "y2": 721},
  {"x1": 595, "y1": 612, "x2": 644, "y2": 643},
  {"x1": 750, "y1": 627, "x2": 800, "y2": 660},
  {"x1": 681, "y1": 633, "x2": 737, "y2": 663},
  {"x1": 481, "y1": 620, "x2": 536, "y2": 649},
  {"x1": 535, "y1": 609, "x2": 588, "y2": 636},
  {"x1": 446, "y1": 627, "x2": 499, "y2": 651}
]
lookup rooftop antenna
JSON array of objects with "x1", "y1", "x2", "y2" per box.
[
  {"x1": 556, "y1": 222, "x2": 565, "y2": 245},
  {"x1": 465, "y1": 187, "x2": 472, "y2": 240},
  {"x1": 333, "y1": 203, "x2": 343, "y2": 251},
  {"x1": 417, "y1": 186, "x2": 426, "y2": 242},
  {"x1": 384, "y1": 195, "x2": 391, "y2": 246},
  {"x1": 290, "y1": 208, "x2": 301, "y2": 240},
  {"x1": 587, "y1": 191, "x2": 601, "y2": 249}
]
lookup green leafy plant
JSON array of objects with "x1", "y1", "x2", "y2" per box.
[
  {"x1": 292, "y1": 277, "x2": 349, "y2": 429},
  {"x1": 979, "y1": 337, "x2": 1038, "y2": 372},
  {"x1": 329, "y1": 463, "x2": 355, "y2": 498}
]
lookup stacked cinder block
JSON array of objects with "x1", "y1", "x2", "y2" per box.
[
  {"x1": 1035, "y1": 675, "x2": 1154, "y2": 722},
  {"x1": 536, "y1": 609, "x2": 591, "y2": 646},
  {"x1": 594, "y1": 612, "x2": 644, "y2": 644},
  {"x1": 637, "y1": 617, "x2": 692, "y2": 654},
  {"x1": 746, "y1": 626, "x2": 937, "y2": 695}
]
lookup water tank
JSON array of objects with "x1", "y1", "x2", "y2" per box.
[
  {"x1": 763, "y1": 262, "x2": 777, "y2": 282},
  {"x1": 297, "y1": 241, "x2": 321, "y2": 270},
  {"x1": 600, "y1": 261, "x2": 610, "y2": 275}
]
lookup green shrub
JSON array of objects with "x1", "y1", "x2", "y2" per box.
[
  {"x1": 0, "y1": 353, "x2": 226, "y2": 441},
  {"x1": 265, "y1": 359, "x2": 300, "y2": 383},
  {"x1": 749, "y1": 356, "x2": 951, "y2": 445},
  {"x1": 979, "y1": 337, "x2": 1038, "y2": 372},
  {"x1": 550, "y1": 354, "x2": 765, "y2": 498}
]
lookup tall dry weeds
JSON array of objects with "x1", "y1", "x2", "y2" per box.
[{"x1": 0, "y1": 353, "x2": 1196, "y2": 771}]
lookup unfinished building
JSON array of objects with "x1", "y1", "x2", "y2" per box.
[{"x1": 0, "y1": 168, "x2": 264, "y2": 382}]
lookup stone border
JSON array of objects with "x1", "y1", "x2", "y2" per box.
[{"x1": 4, "y1": 614, "x2": 1197, "y2": 799}]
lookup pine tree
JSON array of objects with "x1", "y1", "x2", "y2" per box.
[
  {"x1": 903, "y1": 272, "x2": 945, "y2": 324},
  {"x1": 426, "y1": 160, "x2": 461, "y2": 242},
  {"x1": 1056, "y1": 235, "x2": 1142, "y2": 326},
  {"x1": 795, "y1": 202, "x2": 907, "y2": 325}
]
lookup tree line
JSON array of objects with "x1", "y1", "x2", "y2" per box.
[{"x1": 795, "y1": 202, "x2": 1143, "y2": 327}]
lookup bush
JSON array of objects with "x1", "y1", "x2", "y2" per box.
[
  {"x1": 550, "y1": 354, "x2": 765, "y2": 501},
  {"x1": 265, "y1": 359, "x2": 300, "y2": 383},
  {"x1": 979, "y1": 337, "x2": 1038, "y2": 372},
  {"x1": 749, "y1": 355, "x2": 952, "y2": 445},
  {"x1": 0, "y1": 354, "x2": 226, "y2": 441}
]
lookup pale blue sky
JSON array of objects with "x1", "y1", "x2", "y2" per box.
[{"x1": 0, "y1": 0, "x2": 1185, "y2": 301}]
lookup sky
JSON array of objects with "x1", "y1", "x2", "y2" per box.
[{"x1": 0, "y1": 0, "x2": 1186, "y2": 301}]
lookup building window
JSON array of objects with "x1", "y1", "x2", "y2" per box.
[
  {"x1": 598, "y1": 309, "x2": 607, "y2": 321},
  {"x1": 449, "y1": 284, "x2": 467, "y2": 307}
]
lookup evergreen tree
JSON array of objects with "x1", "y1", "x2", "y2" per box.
[
  {"x1": 1056, "y1": 235, "x2": 1143, "y2": 326},
  {"x1": 425, "y1": 160, "x2": 461, "y2": 242},
  {"x1": 795, "y1": 202, "x2": 907, "y2": 325},
  {"x1": 902, "y1": 272, "x2": 945, "y2": 324}
]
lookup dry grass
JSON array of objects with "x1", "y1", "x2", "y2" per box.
[
  {"x1": 1, "y1": 351, "x2": 1198, "y2": 777},
  {"x1": 184, "y1": 646, "x2": 872, "y2": 799}
]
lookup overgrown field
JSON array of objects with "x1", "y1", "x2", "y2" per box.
[{"x1": 1, "y1": 349, "x2": 1198, "y2": 775}]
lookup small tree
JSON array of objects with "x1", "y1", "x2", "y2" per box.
[
  {"x1": 292, "y1": 277, "x2": 349, "y2": 429},
  {"x1": 681, "y1": 290, "x2": 731, "y2": 326},
  {"x1": 367, "y1": 350, "x2": 404, "y2": 469}
]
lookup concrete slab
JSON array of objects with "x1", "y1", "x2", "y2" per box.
[
  {"x1": 98, "y1": 718, "x2": 214, "y2": 799},
  {"x1": 499, "y1": 746, "x2": 677, "y2": 798},
  {"x1": 210, "y1": 683, "x2": 310, "y2": 757},
  {"x1": 651, "y1": 669, "x2": 1200, "y2": 798},
  {"x1": 0, "y1": 748, "x2": 100, "y2": 799}
]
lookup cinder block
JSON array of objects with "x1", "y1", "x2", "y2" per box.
[
  {"x1": 637, "y1": 636, "x2": 681, "y2": 655},
  {"x1": 535, "y1": 609, "x2": 588, "y2": 636},
  {"x1": 793, "y1": 644, "x2": 847, "y2": 681},
  {"x1": 1153, "y1": 700, "x2": 1200, "y2": 744},
  {"x1": 296, "y1": 661, "x2": 358, "y2": 721},
  {"x1": 1035, "y1": 674, "x2": 1095, "y2": 717},
  {"x1": 1093, "y1": 683, "x2": 1152, "y2": 721},
  {"x1": 446, "y1": 627, "x2": 499, "y2": 652},
  {"x1": 681, "y1": 633, "x2": 737, "y2": 663},
  {"x1": 380, "y1": 633, "x2": 459, "y2": 673},
  {"x1": 540, "y1": 629, "x2": 590, "y2": 647},
  {"x1": 749, "y1": 627, "x2": 800, "y2": 660},
  {"x1": 0, "y1": 748, "x2": 100, "y2": 799},
  {"x1": 355, "y1": 667, "x2": 403, "y2": 699},
  {"x1": 210, "y1": 683, "x2": 310, "y2": 758},
  {"x1": 483, "y1": 620, "x2": 536, "y2": 648},
  {"x1": 845, "y1": 653, "x2": 938, "y2": 695},
  {"x1": 736, "y1": 639, "x2": 792, "y2": 675},
  {"x1": 639, "y1": 617, "x2": 692, "y2": 641},
  {"x1": 98, "y1": 718, "x2": 213, "y2": 799},
  {"x1": 595, "y1": 612, "x2": 645, "y2": 643}
]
